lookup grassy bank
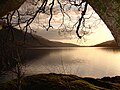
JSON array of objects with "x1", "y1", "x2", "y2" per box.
[{"x1": 0, "y1": 73, "x2": 120, "y2": 90}]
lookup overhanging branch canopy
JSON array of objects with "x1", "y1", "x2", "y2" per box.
[{"x1": 1, "y1": 0, "x2": 120, "y2": 46}]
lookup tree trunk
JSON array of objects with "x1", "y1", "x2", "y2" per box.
[
  {"x1": 0, "y1": 0, "x2": 26, "y2": 18},
  {"x1": 87, "y1": 0, "x2": 120, "y2": 46}
]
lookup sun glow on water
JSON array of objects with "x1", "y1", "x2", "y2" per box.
[{"x1": 26, "y1": 47, "x2": 120, "y2": 78}]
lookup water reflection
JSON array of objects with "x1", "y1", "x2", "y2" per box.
[
  {"x1": 25, "y1": 47, "x2": 120, "y2": 78},
  {"x1": 101, "y1": 47, "x2": 120, "y2": 53}
]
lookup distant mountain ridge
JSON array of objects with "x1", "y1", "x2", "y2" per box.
[
  {"x1": 0, "y1": 28, "x2": 79, "y2": 47},
  {"x1": 94, "y1": 40, "x2": 117, "y2": 47}
]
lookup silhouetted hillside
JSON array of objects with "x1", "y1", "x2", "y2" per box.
[
  {"x1": 94, "y1": 40, "x2": 117, "y2": 47},
  {"x1": 0, "y1": 28, "x2": 79, "y2": 47}
]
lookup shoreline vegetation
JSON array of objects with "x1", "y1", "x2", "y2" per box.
[{"x1": 0, "y1": 73, "x2": 120, "y2": 90}]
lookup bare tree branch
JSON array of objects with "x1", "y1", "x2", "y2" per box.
[{"x1": 76, "y1": 1, "x2": 88, "y2": 38}]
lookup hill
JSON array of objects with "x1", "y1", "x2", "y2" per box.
[
  {"x1": 94, "y1": 40, "x2": 117, "y2": 47},
  {"x1": 0, "y1": 27, "x2": 79, "y2": 47}
]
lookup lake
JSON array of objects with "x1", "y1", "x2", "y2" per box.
[{"x1": 24, "y1": 47, "x2": 120, "y2": 78}]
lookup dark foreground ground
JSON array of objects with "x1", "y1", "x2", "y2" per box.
[{"x1": 0, "y1": 73, "x2": 120, "y2": 90}]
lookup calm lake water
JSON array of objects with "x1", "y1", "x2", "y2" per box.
[{"x1": 24, "y1": 47, "x2": 120, "y2": 78}]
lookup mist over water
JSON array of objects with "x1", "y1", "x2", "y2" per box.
[{"x1": 25, "y1": 47, "x2": 120, "y2": 78}]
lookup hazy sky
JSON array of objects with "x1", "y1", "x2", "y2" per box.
[{"x1": 30, "y1": 3, "x2": 114, "y2": 46}]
